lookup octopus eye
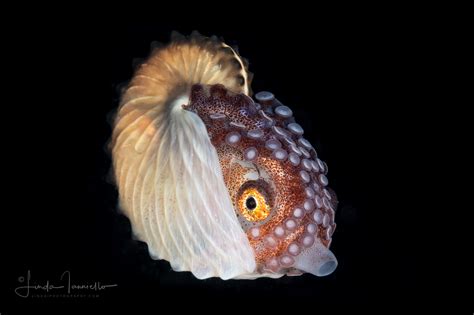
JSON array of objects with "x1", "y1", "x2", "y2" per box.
[
  {"x1": 238, "y1": 187, "x2": 271, "y2": 222},
  {"x1": 245, "y1": 196, "x2": 257, "y2": 210}
]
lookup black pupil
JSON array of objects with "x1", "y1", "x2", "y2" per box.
[{"x1": 246, "y1": 196, "x2": 257, "y2": 210}]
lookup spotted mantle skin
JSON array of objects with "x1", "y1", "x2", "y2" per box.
[{"x1": 184, "y1": 84, "x2": 337, "y2": 274}]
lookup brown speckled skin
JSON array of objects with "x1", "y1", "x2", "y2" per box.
[{"x1": 184, "y1": 84, "x2": 336, "y2": 271}]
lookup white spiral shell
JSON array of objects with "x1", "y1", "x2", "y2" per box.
[{"x1": 111, "y1": 35, "x2": 257, "y2": 279}]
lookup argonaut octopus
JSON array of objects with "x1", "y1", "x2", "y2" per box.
[{"x1": 111, "y1": 32, "x2": 338, "y2": 279}]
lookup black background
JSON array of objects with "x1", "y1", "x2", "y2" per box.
[{"x1": 3, "y1": 15, "x2": 456, "y2": 312}]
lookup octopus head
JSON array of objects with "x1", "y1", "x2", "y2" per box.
[{"x1": 184, "y1": 84, "x2": 338, "y2": 278}]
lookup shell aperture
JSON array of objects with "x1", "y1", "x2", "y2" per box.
[{"x1": 111, "y1": 33, "x2": 338, "y2": 279}]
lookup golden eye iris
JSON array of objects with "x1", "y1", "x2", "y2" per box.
[{"x1": 238, "y1": 187, "x2": 270, "y2": 222}]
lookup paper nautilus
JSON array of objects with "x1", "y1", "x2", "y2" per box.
[{"x1": 111, "y1": 33, "x2": 338, "y2": 279}]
